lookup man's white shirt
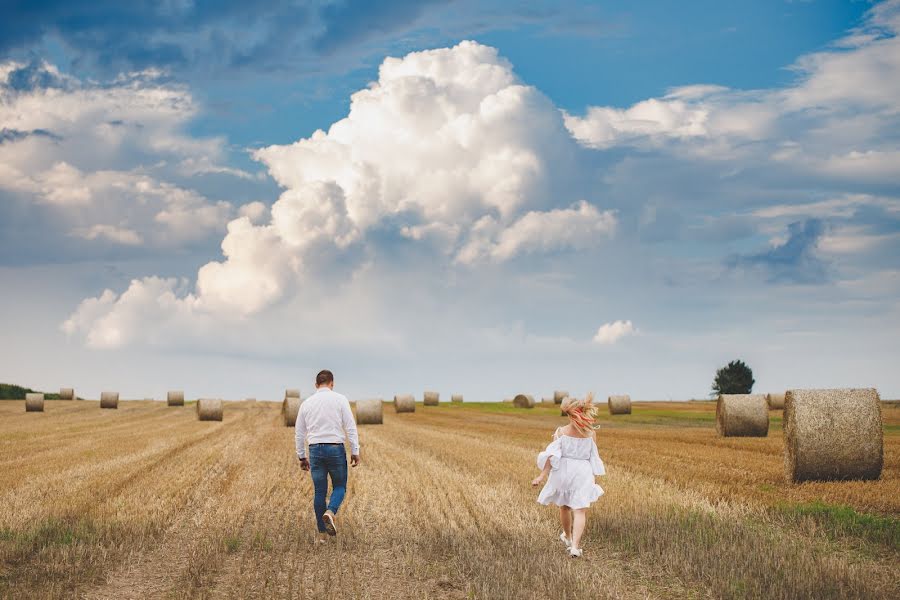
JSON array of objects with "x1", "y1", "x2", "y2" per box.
[{"x1": 294, "y1": 387, "x2": 360, "y2": 459}]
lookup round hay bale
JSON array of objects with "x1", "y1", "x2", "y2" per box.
[
  {"x1": 715, "y1": 394, "x2": 768, "y2": 437},
  {"x1": 541, "y1": 397, "x2": 555, "y2": 405},
  {"x1": 100, "y1": 392, "x2": 119, "y2": 409},
  {"x1": 25, "y1": 393, "x2": 44, "y2": 412},
  {"x1": 393, "y1": 394, "x2": 415, "y2": 413},
  {"x1": 608, "y1": 394, "x2": 632, "y2": 415},
  {"x1": 423, "y1": 391, "x2": 439, "y2": 406},
  {"x1": 766, "y1": 392, "x2": 785, "y2": 410},
  {"x1": 784, "y1": 388, "x2": 883, "y2": 482},
  {"x1": 283, "y1": 397, "x2": 301, "y2": 426},
  {"x1": 59, "y1": 388, "x2": 74, "y2": 400},
  {"x1": 285, "y1": 389, "x2": 300, "y2": 399},
  {"x1": 167, "y1": 390, "x2": 185, "y2": 406},
  {"x1": 356, "y1": 399, "x2": 383, "y2": 424},
  {"x1": 197, "y1": 398, "x2": 223, "y2": 422},
  {"x1": 553, "y1": 390, "x2": 569, "y2": 404},
  {"x1": 451, "y1": 394, "x2": 463, "y2": 403},
  {"x1": 513, "y1": 394, "x2": 535, "y2": 408}
]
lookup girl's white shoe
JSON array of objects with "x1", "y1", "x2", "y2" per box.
[
  {"x1": 559, "y1": 531, "x2": 571, "y2": 546},
  {"x1": 567, "y1": 546, "x2": 583, "y2": 558}
]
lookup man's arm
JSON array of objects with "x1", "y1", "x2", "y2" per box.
[
  {"x1": 295, "y1": 403, "x2": 309, "y2": 469},
  {"x1": 341, "y1": 399, "x2": 361, "y2": 466}
]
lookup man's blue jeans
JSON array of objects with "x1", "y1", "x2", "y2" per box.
[{"x1": 308, "y1": 444, "x2": 348, "y2": 532}]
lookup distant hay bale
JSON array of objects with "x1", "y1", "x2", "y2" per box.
[
  {"x1": 59, "y1": 388, "x2": 74, "y2": 400},
  {"x1": 100, "y1": 392, "x2": 119, "y2": 409},
  {"x1": 513, "y1": 394, "x2": 535, "y2": 408},
  {"x1": 423, "y1": 391, "x2": 439, "y2": 406},
  {"x1": 451, "y1": 394, "x2": 463, "y2": 403},
  {"x1": 553, "y1": 390, "x2": 568, "y2": 404},
  {"x1": 285, "y1": 389, "x2": 300, "y2": 399},
  {"x1": 25, "y1": 393, "x2": 44, "y2": 412},
  {"x1": 784, "y1": 388, "x2": 883, "y2": 482},
  {"x1": 541, "y1": 397, "x2": 554, "y2": 405},
  {"x1": 503, "y1": 398, "x2": 512, "y2": 404},
  {"x1": 608, "y1": 394, "x2": 632, "y2": 415},
  {"x1": 766, "y1": 392, "x2": 785, "y2": 410},
  {"x1": 283, "y1": 397, "x2": 301, "y2": 426},
  {"x1": 715, "y1": 394, "x2": 768, "y2": 437},
  {"x1": 167, "y1": 390, "x2": 185, "y2": 406},
  {"x1": 356, "y1": 399, "x2": 383, "y2": 424},
  {"x1": 393, "y1": 394, "x2": 415, "y2": 413},
  {"x1": 197, "y1": 398, "x2": 223, "y2": 422}
]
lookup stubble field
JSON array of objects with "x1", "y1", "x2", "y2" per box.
[{"x1": 1, "y1": 399, "x2": 898, "y2": 599}]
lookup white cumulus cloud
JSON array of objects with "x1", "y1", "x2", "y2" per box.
[{"x1": 593, "y1": 320, "x2": 636, "y2": 345}]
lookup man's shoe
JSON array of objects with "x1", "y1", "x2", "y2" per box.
[
  {"x1": 323, "y1": 511, "x2": 337, "y2": 536},
  {"x1": 315, "y1": 532, "x2": 328, "y2": 545},
  {"x1": 559, "y1": 531, "x2": 570, "y2": 546},
  {"x1": 567, "y1": 546, "x2": 583, "y2": 558}
]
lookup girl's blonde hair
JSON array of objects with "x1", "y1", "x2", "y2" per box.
[{"x1": 561, "y1": 392, "x2": 599, "y2": 434}]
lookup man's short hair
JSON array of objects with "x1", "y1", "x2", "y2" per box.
[{"x1": 316, "y1": 370, "x2": 334, "y2": 386}]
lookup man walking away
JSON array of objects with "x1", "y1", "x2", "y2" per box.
[{"x1": 295, "y1": 369, "x2": 360, "y2": 543}]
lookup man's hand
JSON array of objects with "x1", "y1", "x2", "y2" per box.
[
  {"x1": 350, "y1": 454, "x2": 360, "y2": 467},
  {"x1": 299, "y1": 457, "x2": 310, "y2": 471}
]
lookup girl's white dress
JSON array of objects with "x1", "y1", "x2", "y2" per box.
[{"x1": 536, "y1": 428, "x2": 606, "y2": 509}]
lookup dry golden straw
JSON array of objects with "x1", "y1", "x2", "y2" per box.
[
  {"x1": 25, "y1": 393, "x2": 44, "y2": 412},
  {"x1": 282, "y1": 397, "x2": 301, "y2": 426},
  {"x1": 59, "y1": 388, "x2": 74, "y2": 400},
  {"x1": 513, "y1": 394, "x2": 535, "y2": 408},
  {"x1": 197, "y1": 398, "x2": 223, "y2": 421},
  {"x1": 766, "y1": 392, "x2": 785, "y2": 410},
  {"x1": 355, "y1": 399, "x2": 383, "y2": 424},
  {"x1": 608, "y1": 394, "x2": 632, "y2": 415},
  {"x1": 553, "y1": 390, "x2": 568, "y2": 404},
  {"x1": 393, "y1": 394, "x2": 415, "y2": 413},
  {"x1": 167, "y1": 390, "x2": 185, "y2": 407},
  {"x1": 716, "y1": 394, "x2": 768, "y2": 437},
  {"x1": 451, "y1": 394, "x2": 463, "y2": 403},
  {"x1": 784, "y1": 388, "x2": 883, "y2": 482},
  {"x1": 423, "y1": 391, "x2": 439, "y2": 406},
  {"x1": 100, "y1": 391, "x2": 119, "y2": 409}
]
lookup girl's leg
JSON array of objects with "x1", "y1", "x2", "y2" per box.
[
  {"x1": 560, "y1": 506, "x2": 573, "y2": 540},
  {"x1": 571, "y1": 508, "x2": 587, "y2": 549}
]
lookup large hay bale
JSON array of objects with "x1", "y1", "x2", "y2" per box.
[
  {"x1": 285, "y1": 389, "x2": 300, "y2": 399},
  {"x1": 423, "y1": 391, "x2": 439, "y2": 406},
  {"x1": 513, "y1": 394, "x2": 535, "y2": 408},
  {"x1": 553, "y1": 390, "x2": 568, "y2": 404},
  {"x1": 784, "y1": 388, "x2": 883, "y2": 482},
  {"x1": 608, "y1": 394, "x2": 632, "y2": 415},
  {"x1": 283, "y1": 397, "x2": 301, "y2": 426},
  {"x1": 715, "y1": 394, "x2": 768, "y2": 437},
  {"x1": 356, "y1": 399, "x2": 383, "y2": 424},
  {"x1": 100, "y1": 391, "x2": 119, "y2": 409},
  {"x1": 197, "y1": 398, "x2": 223, "y2": 422},
  {"x1": 766, "y1": 392, "x2": 785, "y2": 410},
  {"x1": 25, "y1": 393, "x2": 44, "y2": 412},
  {"x1": 167, "y1": 390, "x2": 185, "y2": 406},
  {"x1": 59, "y1": 388, "x2": 74, "y2": 400},
  {"x1": 393, "y1": 394, "x2": 415, "y2": 413},
  {"x1": 451, "y1": 394, "x2": 463, "y2": 403}
]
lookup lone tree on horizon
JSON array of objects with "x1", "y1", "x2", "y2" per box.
[{"x1": 712, "y1": 359, "x2": 755, "y2": 396}]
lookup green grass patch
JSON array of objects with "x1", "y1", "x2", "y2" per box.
[
  {"x1": 777, "y1": 501, "x2": 900, "y2": 551},
  {"x1": 223, "y1": 535, "x2": 242, "y2": 553}
]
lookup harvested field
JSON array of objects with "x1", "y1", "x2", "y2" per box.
[{"x1": 0, "y1": 399, "x2": 898, "y2": 599}]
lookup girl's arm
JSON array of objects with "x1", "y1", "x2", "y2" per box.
[{"x1": 531, "y1": 458, "x2": 552, "y2": 487}]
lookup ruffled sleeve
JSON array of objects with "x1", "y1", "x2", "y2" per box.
[
  {"x1": 537, "y1": 438, "x2": 562, "y2": 471},
  {"x1": 590, "y1": 438, "x2": 606, "y2": 476}
]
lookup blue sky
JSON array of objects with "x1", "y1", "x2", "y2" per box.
[{"x1": 1, "y1": 1, "x2": 898, "y2": 401}]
